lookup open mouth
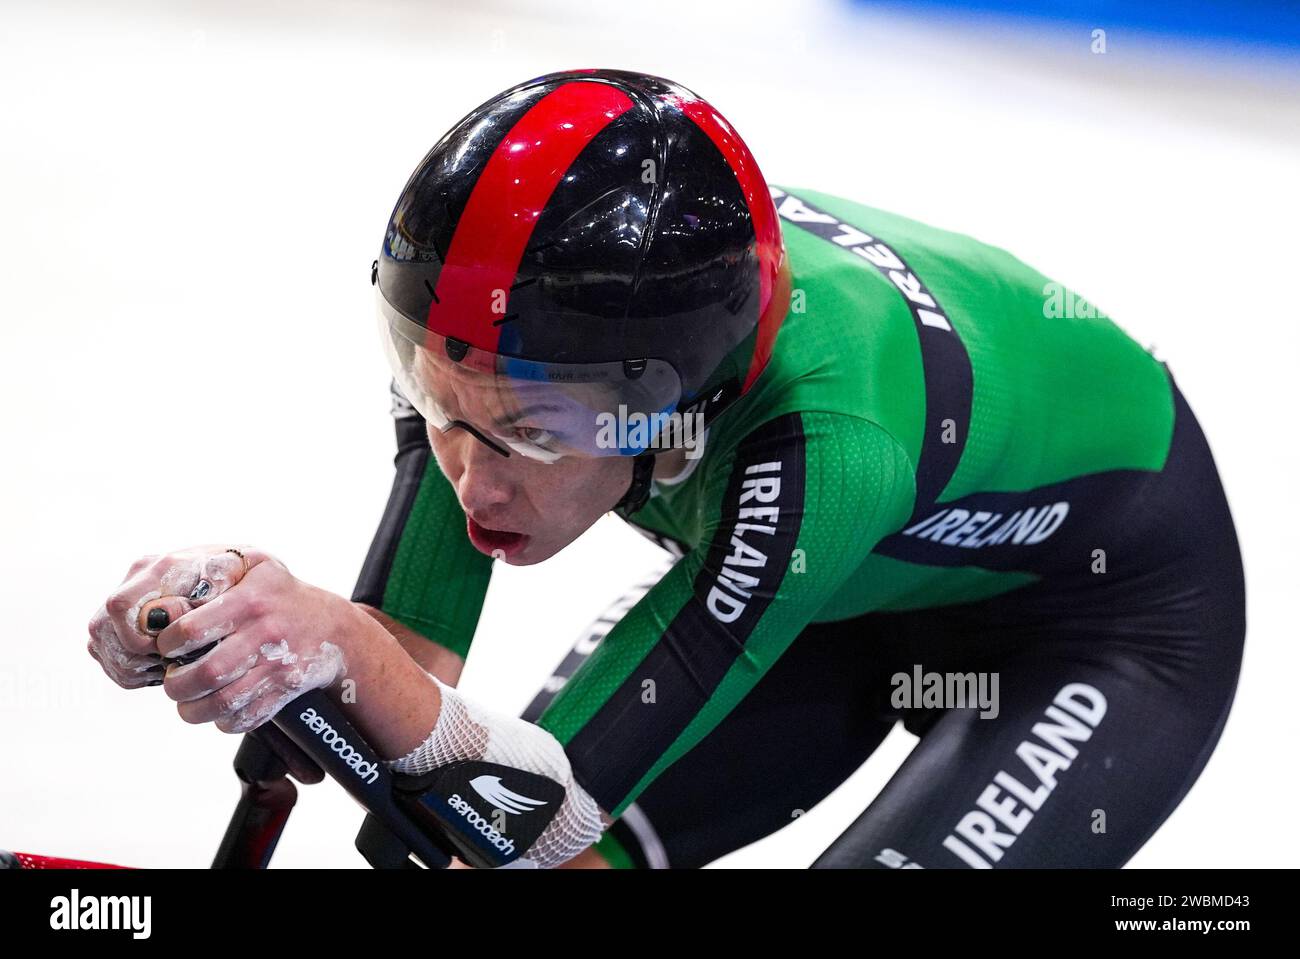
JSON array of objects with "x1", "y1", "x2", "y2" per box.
[{"x1": 466, "y1": 517, "x2": 530, "y2": 558}]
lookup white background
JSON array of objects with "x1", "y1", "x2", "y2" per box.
[{"x1": 2, "y1": 0, "x2": 1296, "y2": 868}]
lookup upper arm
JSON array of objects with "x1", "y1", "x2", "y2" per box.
[
  {"x1": 350, "y1": 379, "x2": 492, "y2": 661},
  {"x1": 536, "y1": 411, "x2": 915, "y2": 817}
]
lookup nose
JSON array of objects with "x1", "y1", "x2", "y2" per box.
[{"x1": 449, "y1": 428, "x2": 516, "y2": 515}]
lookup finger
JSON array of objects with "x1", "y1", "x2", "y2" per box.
[
  {"x1": 137, "y1": 595, "x2": 195, "y2": 637},
  {"x1": 103, "y1": 584, "x2": 165, "y2": 657},
  {"x1": 155, "y1": 547, "x2": 262, "y2": 608},
  {"x1": 219, "y1": 680, "x2": 305, "y2": 735},
  {"x1": 157, "y1": 554, "x2": 295, "y2": 660},
  {"x1": 286, "y1": 757, "x2": 326, "y2": 785},
  {"x1": 99, "y1": 547, "x2": 268, "y2": 661},
  {"x1": 101, "y1": 552, "x2": 205, "y2": 657},
  {"x1": 176, "y1": 665, "x2": 300, "y2": 734},
  {"x1": 177, "y1": 665, "x2": 276, "y2": 726},
  {"x1": 87, "y1": 606, "x2": 164, "y2": 688},
  {"x1": 123, "y1": 553, "x2": 159, "y2": 580},
  {"x1": 236, "y1": 546, "x2": 289, "y2": 573},
  {"x1": 162, "y1": 637, "x2": 260, "y2": 703},
  {"x1": 155, "y1": 595, "x2": 238, "y2": 660},
  {"x1": 198, "y1": 546, "x2": 284, "y2": 595},
  {"x1": 195, "y1": 551, "x2": 249, "y2": 597},
  {"x1": 149, "y1": 549, "x2": 262, "y2": 660},
  {"x1": 87, "y1": 637, "x2": 162, "y2": 689}
]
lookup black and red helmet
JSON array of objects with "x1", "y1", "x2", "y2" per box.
[{"x1": 375, "y1": 68, "x2": 790, "y2": 469}]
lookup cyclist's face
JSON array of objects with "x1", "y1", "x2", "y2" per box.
[{"x1": 417, "y1": 350, "x2": 634, "y2": 566}]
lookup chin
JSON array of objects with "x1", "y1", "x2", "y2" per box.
[
  {"x1": 501, "y1": 545, "x2": 545, "y2": 566},
  {"x1": 506, "y1": 532, "x2": 577, "y2": 566}
]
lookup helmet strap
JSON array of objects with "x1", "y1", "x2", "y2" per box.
[{"x1": 613, "y1": 452, "x2": 657, "y2": 518}]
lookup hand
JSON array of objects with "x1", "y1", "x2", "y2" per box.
[
  {"x1": 153, "y1": 555, "x2": 354, "y2": 734},
  {"x1": 87, "y1": 545, "x2": 277, "y2": 689}
]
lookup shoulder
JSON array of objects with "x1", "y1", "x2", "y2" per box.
[
  {"x1": 699, "y1": 410, "x2": 916, "y2": 521},
  {"x1": 706, "y1": 408, "x2": 913, "y2": 472}
]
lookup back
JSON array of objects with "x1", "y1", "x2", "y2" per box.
[{"x1": 632, "y1": 185, "x2": 1177, "y2": 617}]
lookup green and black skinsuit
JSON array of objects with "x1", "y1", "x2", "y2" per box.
[{"x1": 356, "y1": 187, "x2": 1245, "y2": 868}]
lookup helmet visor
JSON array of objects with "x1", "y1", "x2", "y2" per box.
[{"x1": 376, "y1": 292, "x2": 684, "y2": 461}]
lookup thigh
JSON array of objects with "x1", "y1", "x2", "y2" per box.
[
  {"x1": 523, "y1": 563, "x2": 897, "y2": 869},
  {"x1": 813, "y1": 623, "x2": 1243, "y2": 868},
  {"x1": 814, "y1": 374, "x2": 1247, "y2": 869}
]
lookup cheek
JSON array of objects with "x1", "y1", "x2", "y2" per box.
[
  {"x1": 426, "y1": 430, "x2": 458, "y2": 478},
  {"x1": 573, "y1": 460, "x2": 630, "y2": 513},
  {"x1": 530, "y1": 459, "x2": 628, "y2": 520}
]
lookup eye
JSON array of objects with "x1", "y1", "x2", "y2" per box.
[{"x1": 511, "y1": 425, "x2": 554, "y2": 447}]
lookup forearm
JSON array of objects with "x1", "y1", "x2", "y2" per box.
[
  {"x1": 353, "y1": 602, "x2": 465, "y2": 686},
  {"x1": 334, "y1": 602, "x2": 612, "y2": 866},
  {"x1": 324, "y1": 602, "x2": 444, "y2": 762}
]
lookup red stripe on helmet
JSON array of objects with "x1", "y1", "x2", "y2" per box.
[
  {"x1": 429, "y1": 82, "x2": 634, "y2": 351},
  {"x1": 669, "y1": 94, "x2": 786, "y2": 393}
]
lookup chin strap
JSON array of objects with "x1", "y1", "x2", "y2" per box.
[
  {"x1": 613, "y1": 452, "x2": 656, "y2": 518},
  {"x1": 613, "y1": 379, "x2": 737, "y2": 519}
]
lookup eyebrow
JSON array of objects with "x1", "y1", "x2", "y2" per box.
[{"x1": 492, "y1": 404, "x2": 562, "y2": 428}]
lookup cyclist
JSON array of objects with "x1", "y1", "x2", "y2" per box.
[{"x1": 89, "y1": 69, "x2": 1245, "y2": 869}]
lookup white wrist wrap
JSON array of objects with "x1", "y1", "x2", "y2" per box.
[{"x1": 387, "y1": 676, "x2": 605, "y2": 869}]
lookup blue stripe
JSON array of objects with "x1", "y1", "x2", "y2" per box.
[{"x1": 855, "y1": 0, "x2": 1300, "y2": 52}]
